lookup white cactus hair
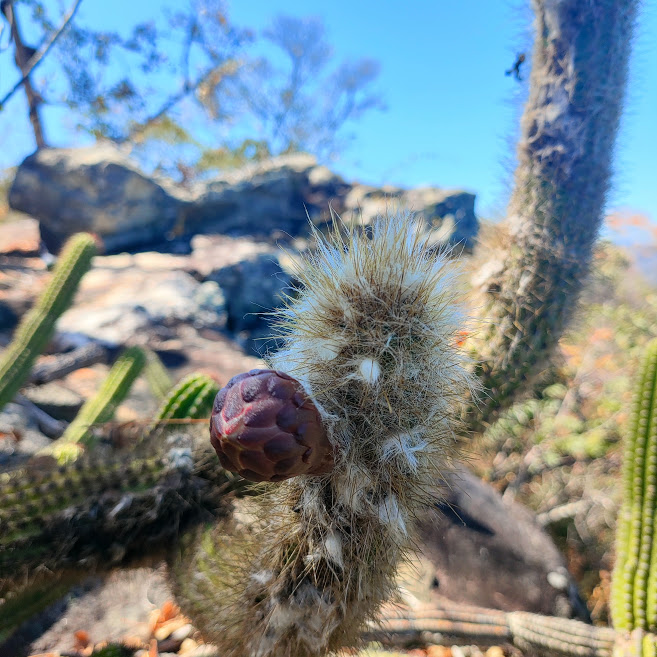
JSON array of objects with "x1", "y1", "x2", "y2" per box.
[{"x1": 170, "y1": 211, "x2": 476, "y2": 656}]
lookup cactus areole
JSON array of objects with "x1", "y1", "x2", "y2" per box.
[{"x1": 210, "y1": 369, "x2": 334, "y2": 482}]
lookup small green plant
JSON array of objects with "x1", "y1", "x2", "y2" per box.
[
  {"x1": 42, "y1": 345, "x2": 147, "y2": 463},
  {"x1": 0, "y1": 232, "x2": 96, "y2": 410}
]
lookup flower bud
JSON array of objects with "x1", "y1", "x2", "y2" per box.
[{"x1": 210, "y1": 369, "x2": 333, "y2": 482}]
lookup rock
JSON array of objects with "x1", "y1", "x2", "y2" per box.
[
  {"x1": 342, "y1": 184, "x2": 478, "y2": 249},
  {"x1": 21, "y1": 381, "x2": 84, "y2": 422},
  {"x1": 0, "y1": 216, "x2": 41, "y2": 256},
  {"x1": 11, "y1": 568, "x2": 172, "y2": 657},
  {"x1": 197, "y1": 235, "x2": 293, "y2": 356},
  {"x1": 0, "y1": 257, "x2": 48, "y2": 330},
  {"x1": 405, "y1": 187, "x2": 479, "y2": 250},
  {"x1": 9, "y1": 148, "x2": 479, "y2": 252},
  {"x1": 0, "y1": 401, "x2": 51, "y2": 470},
  {"x1": 9, "y1": 146, "x2": 185, "y2": 254},
  {"x1": 56, "y1": 255, "x2": 227, "y2": 347},
  {"x1": 416, "y1": 465, "x2": 589, "y2": 619},
  {"x1": 184, "y1": 153, "x2": 320, "y2": 240}
]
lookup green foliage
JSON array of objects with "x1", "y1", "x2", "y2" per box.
[
  {"x1": 2, "y1": 3, "x2": 382, "y2": 182},
  {"x1": 0, "y1": 232, "x2": 96, "y2": 411},
  {"x1": 0, "y1": 578, "x2": 73, "y2": 644},
  {"x1": 611, "y1": 339, "x2": 657, "y2": 632},
  {"x1": 197, "y1": 138, "x2": 272, "y2": 172},
  {"x1": 44, "y1": 346, "x2": 147, "y2": 463}
]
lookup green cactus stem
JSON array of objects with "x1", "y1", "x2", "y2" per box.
[
  {"x1": 611, "y1": 340, "x2": 657, "y2": 633},
  {"x1": 149, "y1": 371, "x2": 219, "y2": 434},
  {"x1": 0, "y1": 435, "x2": 233, "y2": 594},
  {"x1": 144, "y1": 348, "x2": 173, "y2": 400},
  {"x1": 0, "y1": 232, "x2": 96, "y2": 411},
  {"x1": 468, "y1": 0, "x2": 638, "y2": 432},
  {"x1": 42, "y1": 346, "x2": 147, "y2": 463}
]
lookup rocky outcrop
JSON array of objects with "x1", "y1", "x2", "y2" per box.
[
  {"x1": 48, "y1": 235, "x2": 291, "y2": 359},
  {"x1": 9, "y1": 146, "x2": 183, "y2": 254},
  {"x1": 9, "y1": 147, "x2": 479, "y2": 253},
  {"x1": 419, "y1": 465, "x2": 589, "y2": 620},
  {"x1": 55, "y1": 251, "x2": 227, "y2": 348}
]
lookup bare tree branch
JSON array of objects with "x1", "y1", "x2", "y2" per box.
[
  {"x1": 0, "y1": 0, "x2": 83, "y2": 111},
  {"x1": 120, "y1": 59, "x2": 240, "y2": 143}
]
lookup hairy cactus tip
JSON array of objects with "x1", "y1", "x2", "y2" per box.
[{"x1": 174, "y1": 211, "x2": 476, "y2": 657}]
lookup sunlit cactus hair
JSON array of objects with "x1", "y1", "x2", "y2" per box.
[{"x1": 170, "y1": 211, "x2": 477, "y2": 657}]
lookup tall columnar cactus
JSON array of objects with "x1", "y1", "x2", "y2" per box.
[
  {"x1": 170, "y1": 213, "x2": 475, "y2": 657},
  {"x1": 0, "y1": 232, "x2": 96, "y2": 410},
  {"x1": 612, "y1": 339, "x2": 657, "y2": 635},
  {"x1": 468, "y1": 0, "x2": 638, "y2": 432},
  {"x1": 42, "y1": 346, "x2": 147, "y2": 463}
]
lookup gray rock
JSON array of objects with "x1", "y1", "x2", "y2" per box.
[
  {"x1": 206, "y1": 249, "x2": 293, "y2": 357},
  {"x1": 8, "y1": 147, "x2": 478, "y2": 253},
  {"x1": 9, "y1": 146, "x2": 185, "y2": 253},
  {"x1": 406, "y1": 187, "x2": 479, "y2": 250},
  {"x1": 0, "y1": 401, "x2": 51, "y2": 470},
  {"x1": 184, "y1": 153, "x2": 320, "y2": 240},
  {"x1": 56, "y1": 255, "x2": 227, "y2": 347},
  {"x1": 342, "y1": 184, "x2": 478, "y2": 250},
  {"x1": 21, "y1": 381, "x2": 84, "y2": 422},
  {"x1": 419, "y1": 465, "x2": 589, "y2": 619}
]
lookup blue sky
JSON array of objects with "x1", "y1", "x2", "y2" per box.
[{"x1": 1, "y1": 0, "x2": 656, "y2": 224}]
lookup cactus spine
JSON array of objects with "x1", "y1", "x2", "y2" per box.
[
  {"x1": 170, "y1": 213, "x2": 475, "y2": 657},
  {"x1": 468, "y1": 0, "x2": 638, "y2": 431},
  {"x1": 612, "y1": 340, "x2": 657, "y2": 634},
  {"x1": 42, "y1": 346, "x2": 147, "y2": 462},
  {"x1": 0, "y1": 233, "x2": 96, "y2": 410}
]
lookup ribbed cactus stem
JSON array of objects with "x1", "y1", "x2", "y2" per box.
[
  {"x1": 144, "y1": 348, "x2": 173, "y2": 400},
  {"x1": 469, "y1": 0, "x2": 638, "y2": 431},
  {"x1": 42, "y1": 346, "x2": 147, "y2": 462},
  {"x1": 0, "y1": 437, "x2": 230, "y2": 591},
  {"x1": 612, "y1": 340, "x2": 657, "y2": 632},
  {"x1": 0, "y1": 233, "x2": 96, "y2": 410},
  {"x1": 150, "y1": 372, "x2": 219, "y2": 433}
]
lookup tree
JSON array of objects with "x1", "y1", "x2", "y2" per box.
[
  {"x1": 209, "y1": 14, "x2": 384, "y2": 164},
  {"x1": 0, "y1": 3, "x2": 384, "y2": 179}
]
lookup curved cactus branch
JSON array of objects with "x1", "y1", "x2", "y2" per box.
[{"x1": 469, "y1": 0, "x2": 639, "y2": 432}]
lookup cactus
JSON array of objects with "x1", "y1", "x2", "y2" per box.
[
  {"x1": 611, "y1": 340, "x2": 657, "y2": 633},
  {"x1": 42, "y1": 346, "x2": 147, "y2": 463},
  {"x1": 0, "y1": 435, "x2": 233, "y2": 593},
  {"x1": 144, "y1": 348, "x2": 173, "y2": 400},
  {"x1": 0, "y1": 1, "x2": 643, "y2": 652},
  {"x1": 0, "y1": 232, "x2": 96, "y2": 411},
  {"x1": 170, "y1": 213, "x2": 475, "y2": 657},
  {"x1": 150, "y1": 371, "x2": 218, "y2": 432},
  {"x1": 0, "y1": 370, "x2": 227, "y2": 647},
  {"x1": 468, "y1": 0, "x2": 638, "y2": 432}
]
